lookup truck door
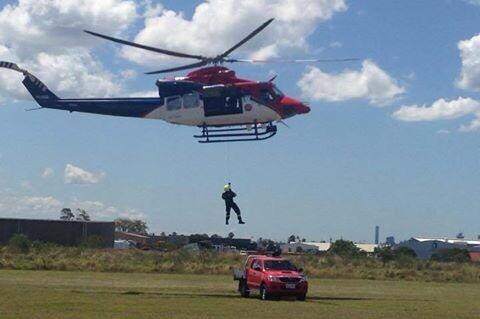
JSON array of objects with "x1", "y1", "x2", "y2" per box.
[{"x1": 247, "y1": 259, "x2": 262, "y2": 289}]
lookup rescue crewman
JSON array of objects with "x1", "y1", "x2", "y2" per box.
[{"x1": 222, "y1": 183, "x2": 245, "y2": 225}]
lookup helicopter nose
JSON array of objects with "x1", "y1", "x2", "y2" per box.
[{"x1": 280, "y1": 96, "x2": 310, "y2": 118}]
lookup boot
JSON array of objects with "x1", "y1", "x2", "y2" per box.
[
  {"x1": 226, "y1": 217, "x2": 229, "y2": 225},
  {"x1": 238, "y1": 217, "x2": 245, "y2": 225}
]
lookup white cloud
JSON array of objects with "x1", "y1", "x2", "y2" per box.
[
  {"x1": 64, "y1": 164, "x2": 105, "y2": 185},
  {"x1": 71, "y1": 198, "x2": 146, "y2": 220},
  {"x1": 41, "y1": 167, "x2": 54, "y2": 179},
  {"x1": 0, "y1": 49, "x2": 122, "y2": 99},
  {"x1": 437, "y1": 129, "x2": 450, "y2": 134},
  {"x1": 129, "y1": 90, "x2": 158, "y2": 97},
  {"x1": 457, "y1": 34, "x2": 480, "y2": 91},
  {"x1": 120, "y1": 69, "x2": 138, "y2": 80},
  {"x1": 0, "y1": 0, "x2": 138, "y2": 100},
  {"x1": 0, "y1": 0, "x2": 137, "y2": 58},
  {"x1": 392, "y1": 97, "x2": 480, "y2": 132},
  {"x1": 0, "y1": 191, "x2": 145, "y2": 220},
  {"x1": 459, "y1": 115, "x2": 480, "y2": 132},
  {"x1": 20, "y1": 180, "x2": 32, "y2": 189},
  {"x1": 119, "y1": 208, "x2": 147, "y2": 220},
  {"x1": 329, "y1": 41, "x2": 342, "y2": 48},
  {"x1": 0, "y1": 194, "x2": 62, "y2": 217},
  {"x1": 465, "y1": 0, "x2": 480, "y2": 6},
  {"x1": 297, "y1": 60, "x2": 404, "y2": 106},
  {"x1": 122, "y1": 0, "x2": 347, "y2": 66},
  {"x1": 392, "y1": 97, "x2": 480, "y2": 122}
]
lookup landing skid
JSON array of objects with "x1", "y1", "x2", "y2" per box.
[{"x1": 194, "y1": 122, "x2": 277, "y2": 143}]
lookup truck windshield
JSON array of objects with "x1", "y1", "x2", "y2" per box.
[{"x1": 264, "y1": 260, "x2": 296, "y2": 271}]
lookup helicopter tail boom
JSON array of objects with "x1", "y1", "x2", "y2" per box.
[{"x1": 1, "y1": 61, "x2": 163, "y2": 117}]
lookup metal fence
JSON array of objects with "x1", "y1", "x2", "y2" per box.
[{"x1": 0, "y1": 218, "x2": 114, "y2": 247}]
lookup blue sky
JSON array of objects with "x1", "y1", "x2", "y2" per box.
[{"x1": 0, "y1": 0, "x2": 480, "y2": 243}]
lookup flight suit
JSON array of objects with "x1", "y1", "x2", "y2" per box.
[{"x1": 222, "y1": 190, "x2": 244, "y2": 224}]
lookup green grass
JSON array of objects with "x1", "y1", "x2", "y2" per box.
[{"x1": 0, "y1": 270, "x2": 479, "y2": 319}]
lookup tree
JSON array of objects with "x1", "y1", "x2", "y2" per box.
[
  {"x1": 60, "y1": 208, "x2": 74, "y2": 221},
  {"x1": 228, "y1": 232, "x2": 235, "y2": 239},
  {"x1": 394, "y1": 246, "x2": 417, "y2": 259},
  {"x1": 189, "y1": 233, "x2": 210, "y2": 243},
  {"x1": 374, "y1": 246, "x2": 395, "y2": 264},
  {"x1": 328, "y1": 239, "x2": 363, "y2": 258},
  {"x1": 76, "y1": 209, "x2": 90, "y2": 221},
  {"x1": 431, "y1": 248, "x2": 470, "y2": 263},
  {"x1": 288, "y1": 234, "x2": 296, "y2": 243},
  {"x1": 131, "y1": 219, "x2": 148, "y2": 234},
  {"x1": 114, "y1": 218, "x2": 148, "y2": 234}
]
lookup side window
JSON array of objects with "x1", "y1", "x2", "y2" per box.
[
  {"x1": 251, "y1": 259, "x2": 258, "y2": 269},
  {"x1": 166, "y1": 96, "x2": 181, "y2": 111},
  {"x1": 183, "y1": 92, "x2": 200, "y2": 109}
]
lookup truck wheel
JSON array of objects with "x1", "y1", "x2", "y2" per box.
[
  {"x1": 296, "y1": 293, "x2": 307, "y2": 301},
  {"x1": 239, "y1": 280, "x2": 250, "y2": 298},
  {"x1": 260, "y1": 284, "x2": 270, "y2": 301}
]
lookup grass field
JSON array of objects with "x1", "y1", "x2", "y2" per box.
[{"x1": 0, "y1": 270, "x2": 479, "y2": 319}]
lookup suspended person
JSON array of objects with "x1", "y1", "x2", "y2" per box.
[{"x1": 222, "y1": 183, "x2": 245, "y2": 225}]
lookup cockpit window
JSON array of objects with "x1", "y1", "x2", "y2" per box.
[
  {"x1": 272, "y1": 85, "x2": 284, "y2": 98},
  {"x1": 260, "y1": 89, "x2": 275, "y2": 102}
]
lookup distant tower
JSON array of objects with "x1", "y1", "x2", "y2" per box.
[
  {"x1": 386, "y1": 236, "x2": 395, "y2": 246},
  {"x1": 375, "y1": 226, "x2": 380, "y2": 244}
]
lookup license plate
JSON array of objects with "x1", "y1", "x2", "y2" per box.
[{"x1": 285, "y1": 283, "x2": 296, "y2": 289}]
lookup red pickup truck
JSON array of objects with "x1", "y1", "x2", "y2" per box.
[{"x1": 234, "y1": 255, "x2": 308, "y2": 301}]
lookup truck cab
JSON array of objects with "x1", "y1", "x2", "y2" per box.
[{"x1": 234, "y1": 255, "x2": 308, "y2": 301}]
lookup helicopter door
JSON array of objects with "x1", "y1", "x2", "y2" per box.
[{"x1": 203, "y1": 86, "x2": 243, "y2": 117}]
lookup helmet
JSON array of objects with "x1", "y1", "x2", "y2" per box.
[{"x1": 224, "y1": 184, "x2": 231, "y2": 191}]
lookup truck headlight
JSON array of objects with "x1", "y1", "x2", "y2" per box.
[
  {"x1": 299, "y1": 275, "x2": 307, "y2": 283},
  {"x1": 268, "y1": 275, "x2": 282, "y2": 283}
]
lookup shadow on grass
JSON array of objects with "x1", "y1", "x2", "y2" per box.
[{"x1": 73, "y1": 289, "x2": 423, "y2": 303}]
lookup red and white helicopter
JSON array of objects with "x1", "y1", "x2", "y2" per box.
[{"x1": 0, "y1": 19, "x2": 355, "y2": 143}]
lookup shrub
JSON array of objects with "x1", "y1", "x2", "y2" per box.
[
  {"x1": 8, "y1": 234, "x2": 32, "y2": 253},
  {"x1": 431, "y1": 248, "x2": 471, "y2": 263},
  {"x1": 328, "y1": 240, "x2": 365, "y2": 258},
  {"x1": 394, "y1": 247, "x2": 417, "y2": 259},
  {"x1": 374, "y1": 246, "x2": 395, "y2": 264}
]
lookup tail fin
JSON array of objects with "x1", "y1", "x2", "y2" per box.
[
  {"x1": 22, "y1": 73, "x2": 59, "y2": 107},
  {"x1": 0, "y1": 61, "x2": 59, "y2": 107}
]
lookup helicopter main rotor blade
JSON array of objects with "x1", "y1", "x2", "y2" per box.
[
  {"x1": 145, "y1": 61, "x2": 209, "y2": 75},
  {"x1": 230, "y1": 58, "x2": 360, "y2": 63},
  {"x1": 219, "y1": 18, "x2": 275, "y2": 59},
  {"x1": 84, "y1": 30, "x2": 205, "y2": 60}
]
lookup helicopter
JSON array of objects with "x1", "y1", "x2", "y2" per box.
[{"x1": 0, "y1": 18, "x2": 355, "y2": 143}]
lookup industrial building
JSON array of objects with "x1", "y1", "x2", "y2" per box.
[
  {"x1": 0, "y1": 217, "x2": 115, "y2": 247},
  {"x1": 395, "y1": 237, "x2": 480, "y2": 261},
  {"x1": 280, "y1": 242, "x2": 378, "y2": 254}
]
